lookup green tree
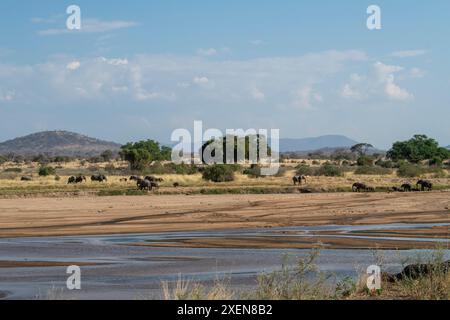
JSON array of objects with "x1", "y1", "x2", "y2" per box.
[
  {"x1": 120, "y1": 140, "x2": 171, "y2": 170},
  {"x1": 201, "y1": 134, "x2": 270, "y2": 164},
  {"x1": 38, "y1": 166, "x2": 56, "y2": 176},
  {"x1": 100, "y1": 150, "x2": 114, "y2": 162},
  {"x1": 350, "y1": 143, "x2": 373, "y2": 156},
  {"x1": 387, "y1": 135, "x2": 450, "y2": 163}
]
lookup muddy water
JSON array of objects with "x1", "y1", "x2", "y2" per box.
[{"x1": 0, "y1": 223, "x2": 449, "y2": 300}]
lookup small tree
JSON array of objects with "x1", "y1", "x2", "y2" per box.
[
  {"x1": 39, "y1": 166, "x2": 56, "y2": 176},
  {"x1": 100, "y1": 150, "x2": 114, "y2": 162}
]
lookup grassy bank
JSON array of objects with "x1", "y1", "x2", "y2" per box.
[{"x1": 161, "y1": 249, "x2": 450, "y2": 300}]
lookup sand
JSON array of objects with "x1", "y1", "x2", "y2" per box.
[{"x1": 0, "y1": 192, "x2": 449, "y2": 239}]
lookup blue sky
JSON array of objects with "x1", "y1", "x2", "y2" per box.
[{"x1": 0, "y1": 0, "x2": 449, "y2": 148}]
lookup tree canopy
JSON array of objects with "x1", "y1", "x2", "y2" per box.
[
  {"x1": 120, "y1": 140, "x2": 171, "y2": 170},
  {"x1": 386, "y1": 134, "x2": 450, "y2": 163},
  {"x1": 201, "y1": 134, "x2": 271, "y2": 164}
]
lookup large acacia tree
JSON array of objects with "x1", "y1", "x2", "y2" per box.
[{"x1": 120, "y1": 140, "x2": 171, "y2": 170}]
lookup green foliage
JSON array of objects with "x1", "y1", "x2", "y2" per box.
[
  {"x1": 243, "y1": 164, "x2": 262, "y2": 178},
  {"x1": 201, "y1": 134, "x2": 270, "y2": 164},
  {"x1": 350, "y1": 143, "x2": 374, "y2": 156},
  {"x1": 315, "y1": 164, "x2": 343, "y2": 177},
  {"x1": 38, "y1": 166, "x2": 56, "y2": 176},
  {"x1": 387, "y1": 135, "x2": 450, "y2": 163},
  {"x1": 202, "y1": 164, "x2": 235, "y2": 182},
  {"x1": 141, "y1": 162, "x2": 199, "y2": 175},
  {"x1": 354, "y1": 166, "x2": 392, "y2": 175},
  {"x1": 0, "y1": 155, "x2": 7, "y2": 164},
  {"x1": 295, "y1": 164, "x2": 313, "y2": 176},
  {"x1": 375, "y1": 159, "x2": 394, "y2": 168},
  {"x1": 357, "y1": 155, "x2": 374, "y2": 166},
  {"x1": 397, "y1": 163, "x2": 425, "y2": 178},
  {"x1": 429, "y1": 156, "x2": 443, "y2": 167},
  {"x1": 100, "y1": 150, "x2": 114, "y2": 162},
  {"x1": 120, "y1": 140, "x2": 171, "y2": 170}
]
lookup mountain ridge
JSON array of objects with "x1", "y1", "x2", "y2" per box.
[
  {"x1": 0, "y1": 131, "x2": 121, "y2": 157},
  {"x1": 279, "y1": 135, "x2": 359, "y2": 152}
]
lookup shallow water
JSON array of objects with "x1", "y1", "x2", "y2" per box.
[{"x1": 0, "y1": 223, "x2": 448, "y2": 300}]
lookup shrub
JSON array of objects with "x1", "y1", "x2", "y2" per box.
[
  {"x1": 312, "y1": 160, "x2": 320, "y2": 165},
  {"x1": 295, "y1": 164, "x2": 313, "y2": 176},
  {"x1": 38, "y1": 166, "x2": 56, "y2": 176},
  {"x1": 429, "y1": 156, "x2": 443, "y2": 167},
  {"x1": 354, "y1": 166, "x2": 392, "y2": 175},
  {"x1": 315, "y1": 164, "x2": 343, "y2": 177},
  {"x1": 243, "y1": 164, "x2": 262, "y2": 178},
  {"x1": 375, "y1": 159, "x2": 395, "y2": 168},
  {"x1": 397, "y1": 164, "x2": 425, "y2": 178},
  {"x1": 357, "y1": 155, "x2": 374, "y2": 166},
  {"x1": 202, "y1": 164, "x2": 235, "y2": 182}
]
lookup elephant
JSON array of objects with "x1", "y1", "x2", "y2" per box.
[
  {"x1": 383, "y1": 260, "x2": 450, "y2": 282},
  {"x1": 401, "y1": 183, "x2": 412, "y2": 192},
  {"x1": 137, "y1": 178, "x2": 152, "y2": 191},
  {"x1": 292, "y1": 175, "x2": 307, "y2": 185},
  {"x1": 416, "y1": 179, "x2": 432, "y2": 191},
  {"x1": 352, "y1": 182, "x2": 368, "y2": 192},
  {"x1": 173, "y1": 182, "x2": 180, "y2": 188},
  {"x1": 21, "y1": 176, "x2": 33, "y2": 181},
  {"x1": 91, "y1": 174, "x2": 107, "y2": 182},
  {"x1": 68, "y1": 176, "x2": 86, "y2": 184}
]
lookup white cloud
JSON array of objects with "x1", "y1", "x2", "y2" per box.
[
  {"x1": 374, "y1": 62, "x2": 413, "y2": 101},
  {"x1": 292, "y1": 86, "x2": 323, "y2": 109},
  {"x1": 0, "y1": 50, "x2": 366, "y2": 107},
  {"x1": 390, "y1": 50, "x2": 427, "y2": 58},
  {"x1": 66, "y1": 61, "x2": 81, "y2": 70},
  {"x1": 38, "y1": 19, "x2": 138, "y2": 35},
  {"x1": 342, "y1": 62, "x2": 414, "y2": 102},
  {"x1": 250, "y1": 87, "x2": 265, "y2": 101},
  {"x1": 100, "y1": 57, "x2": 129, "y2": 66},
  {"x1": 197, "y1": 48, "x2": 218, "y2": 56},
  {"x1": 0, "y1": 90, "x2": 15, "y2": 102}
]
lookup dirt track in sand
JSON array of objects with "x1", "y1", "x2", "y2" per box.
[{"x1": 0, "y1": 192, "x2": 449, "y2": 239}]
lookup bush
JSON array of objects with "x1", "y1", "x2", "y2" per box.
[
  {"x1": 357, "y1": 155, "x2": 374, "y2": 166},
  {"x1": 243, "y1": 164, "x2": 262, "y2": 178},
  {"x1": 397, "y1": 164, "x2": 425, "y2": 178},
  {"x1": 202, "y1": 164, "x2": 235, "y2": 182},
  {"x1": 429, "y1": 156, "x2": 443, "y2": 167},
  {"x1": 375, "y1": 159, "x2": 395, "y2": 168},
  {"x1": 38, "y1": 166, "x2": 56, "y2": 176},
  {"x1": 354, "y1": 166, "x2": 392, "y2": 175},
  {"x1": 315, "y1": 164, "x2": 343, "y2": 177},
  {"x1": 295, "y1": 164, "x2": 313, "y2": 176}
]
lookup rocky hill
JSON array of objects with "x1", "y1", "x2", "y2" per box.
[{"x1": 0, "y1": 131, "x2": 121, "y2": 157}]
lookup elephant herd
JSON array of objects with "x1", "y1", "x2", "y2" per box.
[
  {"x1": 68, "y1": 174, "x2": 107, "y2": 184},
  {"x1": 66, "y1": 174, "x2": 167, "y2": 191},
  {"x1": 351, "y1": 180, "x2": 433, "y2": 193}
]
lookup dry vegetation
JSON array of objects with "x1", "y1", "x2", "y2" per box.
[{"x1": 0, "y1": 159, "x2": 449, "y2": 198}]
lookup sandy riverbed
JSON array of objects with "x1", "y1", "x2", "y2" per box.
[{"x1": 0, "y1": 192, "x2": 449, "y2": 239}]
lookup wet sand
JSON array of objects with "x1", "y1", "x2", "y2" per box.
[{"x1": 0, "y1": 192, "x2": 449, "y2": 239}]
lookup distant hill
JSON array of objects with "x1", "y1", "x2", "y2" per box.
[
  {"x1": 279, "y1": 135, "x2": 359, "y2": 153},
  {"x1": 447, "y1": 145, "x2": 450, "y2": 150},
  {"x1": 0, "y1": 131, "x2": 121, "y2": 157}
]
